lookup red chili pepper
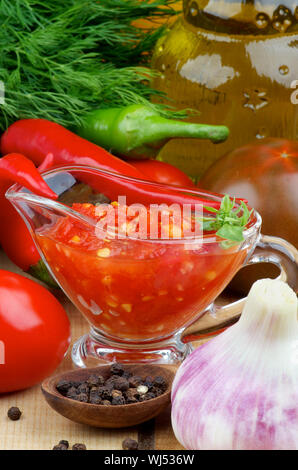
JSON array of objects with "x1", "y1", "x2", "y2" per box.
[
  {"x1": 129, "y1": 159, "x2": 196, "y2": 188},
  {"x1": 1, "y1": 119, "x2": 144, "y2": 179},
  {"x1": 1, "y1": 119, "x2": 223, "y2": 208},
  {"x1": 0, "y1": 152, "x2": 57, "y2": 199},
  {"x1": 0, "y1": 153, "x2": 57, "y2": 284},
  {"x1": 0, "y1": 120, "x2": 244, "y2": 284},
  {"x1": 0, "y1": 120, "x2": 142, "y2": 283}
]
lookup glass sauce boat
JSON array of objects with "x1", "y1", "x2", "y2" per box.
[{"x1": 6, "y1": 165, "x2": 298, "y2": 366}]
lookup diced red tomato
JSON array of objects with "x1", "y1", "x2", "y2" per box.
[{"x1": 36, "y1": 202, "x2": 247, "y2": 341}]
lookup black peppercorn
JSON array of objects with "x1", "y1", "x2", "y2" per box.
[
  {"x1": 90, "y1": 397, "x2": 102, "y2": 405},
  {"x1": 105, "y1": 375, "x2": 119, "y2": 387},
  {"x1": 71, "y1": 381, "x2": 82, "y2": 388},
  {"x1": 122, "y1": 371, "x2": 132, "y2": 380},
  {"x1": 144, "y1": 376, "x2": 154, "y2": 386},
  {"x1": 7, "y1": 407, "x2": 22, "y2": 421},
  {"x1": 55, "y1": 368, "x2": 168, "y2": 406},
  {"x1": 77, "y1": 393, "x2": 89, "y2": 403},
  {"x1": 59, "y1": 440, "x2": 69, "y2": 449},
  {"x1": 153, "y1": 376, "x2": 167, "y2": 391},
  {"x1": 53, "y1": 444, "x2": 68, "y2": 450},
  {"x1": 126, "y1": 396, "x2": 138, "y2": 404},
  {"x1": 87, "y1": 374, "x2": 104, "y2": 387},
  {"x1": 139, "y1": 392, "x2": 156, "y2": 401},
  {"x1": 125, "y1": 388, "x2": 140, "y2": 403},
  {"x1": 111, "y1": 395, "x2": 126, "y2": 405},
  {"x1": 122, "y1": 438, "x2": 139, "y2": 450},
  {"x1": 113, "y1": 377, "x2": 129, "y2": 392},
  {"x1": 150, "y1": 386, "x2": 164, "y2": 397},
  {"x1": 77, "y1": 383, "x2": 89, "y2": 394},
  {"x1": 66, "y1": 386, "x2": 78, "y2": 399},
  {"x1": 102, "y1": 400, "x2": 111, "y2": 406},
  {"x1": 89, "y1": 388, "x2": 102, "y2": 404},
  {"x1": 72, "y1": 443, "x2": 87, "y2": 450},
  {"x1": 111, "y1": 389, "x2": 123, "y2": 399},
  {"x1": 110, "y1": 363, "x2": 124, "y2": 376},
  {"x1": 98, "y1": 386, "x2": 112, "y2": 400},
  {"x1": 56, "y1": 379, "x2": 72, "y2": 395},
  {"x1": 128, "y1": 376, "x2": 143, "y2": 388}
]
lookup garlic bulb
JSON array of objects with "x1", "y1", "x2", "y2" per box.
[{"x1": 171, "y1": 279, "x2": 298, "y2": 450}]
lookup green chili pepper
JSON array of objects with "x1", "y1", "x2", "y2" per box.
[{"x1": 78, "y1": 105, "x2": 229, "y2": 160}]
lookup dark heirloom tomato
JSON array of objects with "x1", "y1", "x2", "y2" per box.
[
  {"x1": 200, "y1": 139, "x2": 298, "y2": 293},
  {"x1": 0, "y1": 270, "x2": 70, "y2": 393}
]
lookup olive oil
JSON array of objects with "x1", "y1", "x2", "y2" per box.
[{"x1": 152, "y1": 0, "x2": 298, "y2": 178}]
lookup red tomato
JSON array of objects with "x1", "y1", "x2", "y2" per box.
[
  {"x1": 130, "y1": 159, "x2": 195, "y2": 188},
  {"x1": 0, "y1": 270, "x2": 71, "y2": 393}
]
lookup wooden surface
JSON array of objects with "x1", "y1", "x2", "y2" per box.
[{"x1": 0, "y1": 250, "x2": 207, "y2": 450}]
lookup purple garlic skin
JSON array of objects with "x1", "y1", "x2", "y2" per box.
[{"x1": 171, "y1": 279, "x2": 298, "y2": 450}]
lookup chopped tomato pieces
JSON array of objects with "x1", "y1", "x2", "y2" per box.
[{"x1": 36, "y1": 202, "x2": 247, "y2": 341}]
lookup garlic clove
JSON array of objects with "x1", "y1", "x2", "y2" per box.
[
  {"x1": 239, "y1": 278, "x2": 298, "y2": 338},
  {"x1": 171, "y1": 279, "x2": 298, "y2": 450}
]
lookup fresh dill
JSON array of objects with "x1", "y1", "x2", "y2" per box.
[{"x1": 0, "y1": 0, "x2": 182, "y2": 132}]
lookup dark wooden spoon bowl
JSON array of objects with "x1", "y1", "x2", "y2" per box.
[{"x1": 41, "y1": 364, "x2": 176, "y2": 428}]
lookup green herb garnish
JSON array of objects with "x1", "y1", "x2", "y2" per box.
[{"x1": 202, "y1": 195, "x2": 253, "y2": 242}]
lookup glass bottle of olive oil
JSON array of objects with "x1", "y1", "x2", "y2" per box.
[{"x1": 152, "y1": 0, "x2": 298, "y2": 179}]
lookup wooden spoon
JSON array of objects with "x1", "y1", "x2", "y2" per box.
[{"x1": 41, "y1": 364, "x2": 176, "y2": 428}]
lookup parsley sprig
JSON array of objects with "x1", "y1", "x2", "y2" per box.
[{"x1": 202, "y1": 195, "x2": 253, "y2": 242}]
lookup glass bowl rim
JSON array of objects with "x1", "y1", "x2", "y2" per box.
[{"x1": 6, "y1": 164, "x2": 262, "y2": 246}]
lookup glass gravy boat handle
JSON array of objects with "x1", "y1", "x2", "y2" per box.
[{"x1": 182, "y1": 235, "x2": 298, "y2": 342}]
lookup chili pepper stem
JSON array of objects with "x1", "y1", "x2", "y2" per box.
[
  {"x1": 79, "y1": 105, "x2": 229, "y2": 159},
  {"x1": 140, "y1": 117, "x2": 229, "y2": 144}
]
